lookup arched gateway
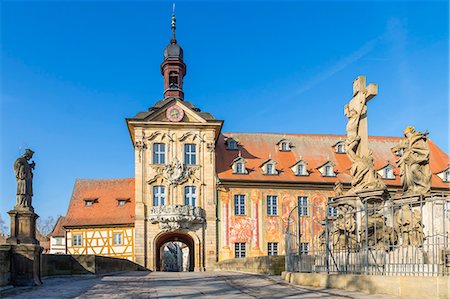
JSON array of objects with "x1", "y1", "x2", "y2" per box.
[{"x1": 155, "y1": 232, "x2": 195, "y2": 272}]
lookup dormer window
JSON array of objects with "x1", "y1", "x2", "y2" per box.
[
  {"x1": 436, "y1": 166, "x2": 450, "y2": 183},
  {"x1": 334, "y1": 140, "x2": 346, "y2": 154},
  {"x1": 116, "y1": 198, "x2": 130, "y2": 206},
  {"x1": 231, "y1": 155, "x2": 248, "y2": 174},
  {"x1": 261, "y1": 158, "x2": 279, "y2": 175},
  {"x1": 378, "y1": 163, "x2": 395, "y2": 180},
  {"x1": 291, "y1": 158, "x2": 309, "y2": 176},
  {"x1": 84, "y1": 198, "x2": 98, "y2": 207},
  {"x1": 226, "y1": 138, "x2": 239, "y2": 150},
  {"x1": 317, "y1": 161, "x2": 336, "y2": 177},
  {"x1": 277, "y1": 139, "x2": 293, "y2": 152}
]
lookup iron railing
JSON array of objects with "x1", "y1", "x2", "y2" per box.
[{"x1": 285, "y1": 194, "x2": 450, "y2": 276}]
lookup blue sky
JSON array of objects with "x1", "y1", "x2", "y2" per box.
[{"x1": 1, "y1": 1, "x2": 448, "y2": 224}]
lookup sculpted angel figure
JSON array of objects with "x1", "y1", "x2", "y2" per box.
[
  {"x1": 391, "y1": 126, "x2": 431, "y2": 195},
  {"x1": 14, "y1": 149, "x2": 35, "y2": 208}
]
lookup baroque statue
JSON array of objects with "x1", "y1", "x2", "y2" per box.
[
  {"x1": 163, "y1": 158, "x2": 194, "y2": 185},
  {"x1": 344, "y1": 76, "x2": 385, "y2": 193},
  {"x1": 394, "y1": 205, "x2": 424, "y2": 247},
  {"x1": 14, "y1": 148, "x2": 36, "y2": 209},
  {"x1": 391, "y1": 126, "x2": 431, "y2": 195}
]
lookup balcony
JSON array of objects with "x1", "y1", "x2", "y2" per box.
[{"x1": 148, "y1": 205, "x2": 205, "y2": 231}]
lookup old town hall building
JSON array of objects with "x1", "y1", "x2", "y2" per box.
[{"x1": 59, "y1": 15, "x2": 450, "y2": 271}]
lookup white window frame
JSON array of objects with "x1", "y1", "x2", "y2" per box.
[
  {"x1": 268, "y1": 242, "x2": 278, "y2": 256},
  {"x1": 327, "y1": 197, "x2": 338, "y2": 217},
  {"x1": 153, "y1": 143, "x2": 166, "y2": 164},
  {"x1": 384, "y1": 166, "x2": 394, "y2": 179},
  {"x1": 85, "y1": 201, "x2": 93, "y2": 207},
  {"x1": 184, "y1": 144, "x2": 197, "y2": 165},
  {"x1": 113, "y1": 232, "x2": 123, "y2": 245},
  {"x1": 267, "y1": 195, "x2": 278, "y2": 216},
  {"x1": 235, "y1": 162, "x2": 244, "y2": 174},
  {"x1": 73, "y1": 234, "x2": 82, "y2": 247},
  {"x1": 324, "y1": 165, "x2": 333, "y2": 177},
  {"x1": 153, "y1": 186, "x2": 166, "y2": 206},
  {"x1": 227, "y1": 139, "x2": 238, "y2": 150},
  {"x1": 55, "y1": 237, "x2": 63, "y2": 245},
  {"x1": 300, "y1": 242, "x2": 309, "y2": 255},
  {"x1": 235, "y1": 243, "x2": 246, "y2": 258},
  {"x1": 298, "y1": 196, "x2": 308, "y2": 216},
  {"x1": 444, "y1": 171, "x2": 450, "y2": 182},
  {"x1": 234, "y1": 195, "x2": 246, "y2": 216},
  {"x1": 266, "y1": 164, "x2": 274, "y2": 175},
  {"x1": 184, "y1": 186, "x2": 197, "y2": 206},
  {"x1": 336, "y1": 143, "x2": 345, "y2": 154}
]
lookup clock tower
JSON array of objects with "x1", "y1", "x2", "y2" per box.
[
  {"x1": 126, "y1": 11, "x2": 223, "y2": 271},
  {"x1": 161, "y1": 11, "x2": 186, "y2": 100}
]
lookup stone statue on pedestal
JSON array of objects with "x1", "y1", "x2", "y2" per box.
[
  {"x1": 344, "y1": 76, "x2": 385, "y2": 194},
  {"x1": 14, "y1": 148, "x2": 35, "y2": 209},
  {"x1": 1, "y1": 148, "x2": 43, "y2": 286},
  {"x1": 392, "y1": 126, "x2": 431, "y2": 196}
]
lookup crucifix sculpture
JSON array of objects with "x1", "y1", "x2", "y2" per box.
[{"x1": 344, "y1": 76, "x2": 385, "y2": 193}]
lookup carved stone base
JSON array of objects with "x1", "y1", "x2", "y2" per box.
[
  {"x1": 1, "y1": 244, "x2": 43, "y2": 286},
  {"x1": 6, "y1": 208, "x2": 39, "y2": 245}
]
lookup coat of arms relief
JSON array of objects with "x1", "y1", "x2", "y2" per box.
[{"x1": 147, "y1": 159, "x2": 199, "y2": 186}]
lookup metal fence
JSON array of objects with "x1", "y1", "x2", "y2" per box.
[{"x1": 285, "y1": 194, "x2": 450, "y2": 276}]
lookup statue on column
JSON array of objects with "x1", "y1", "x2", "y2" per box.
[
  {"x1": 14, "y1": 148, "x2": 35, "y2": 209},
  {"x1": 391, "y1": 126, "x2": 431, "y2": 195}
]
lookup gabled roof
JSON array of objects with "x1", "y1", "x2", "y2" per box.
[
  {"x1": 64, "y1": 178, "x2": 135, "y2": 227},
  {"x1": 49, "y1": 216, "x2": 66, "y2": 237},
  {"x1": 216, "y1": 132, "x2": 450, "y2": 189}
]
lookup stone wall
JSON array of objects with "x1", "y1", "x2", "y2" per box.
[
  {"x1": 0, "y1": 245, "x2": 11, "y2": 287},
  {"x1": 282, "y1": 271, "x2": 449, "y2": 299},
  {"x1": 42, "y1": 254, "x2": 146, "y2": 276},
  {"x1": 217, "y1": 256, "x2": 285, "y2": 275}
]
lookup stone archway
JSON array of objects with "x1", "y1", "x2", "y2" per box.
[{"x1": 155, "y1": 232, "x2": 195, "y2": 272}]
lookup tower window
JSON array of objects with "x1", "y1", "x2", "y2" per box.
[
  {"x1": 169, "y1": 71, "x2": 179, "y2": 89},
  {"x1": 184, "y1": 144, "x2": 197, "y2": 165},
  {"x1": 153, "y1": 186, "x2": 166, "y2": 206},
  {"x1": 184, "y1": 186, "x2": 197, "y2": 206},
  {"x1": 153, "y1": 143, "x2": 166, "y2": 164}
]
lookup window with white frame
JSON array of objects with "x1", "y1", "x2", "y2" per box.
[
  {"x1": 324, "y1": 165, "x2": 333, "y2": 177},
  {"x1": 235, "y1": 243, "x2": 246, "y2": 258},
  {"x1": 268, "y1": 242, "x2": 278, "y2": 256},
  {"x1": 227, "y1": 139, "x2": 238, "y2": 150},
  {"x1": 153, "y1": 186, "x2": 166, "y2": 206},
  {"x1": 234, "y1": 195, "x2": 246, "y2": 215},
  {"x1": 184, "y1": 186, "x2": 197, "y2": 206},
  {"x1": 300, "y1": 242, "x2": 309, "y2": 255},
  {"x1": 153, "y1": 143, "x2": 166, "y2": 164},
  {"x1": 235, "y1": 162, "x2": 244, "y2": 174},
  {"x1": 113, "y1": 233, "x2": 123, "y2": 245},
  {"x1": 73, "y1": 234, "x2": 82, "y2": 246},
  {"x1": 267, "y1": 195, "x2": 278, "y2": 216},
  {"x1": 298, "y1": 196, "x2": 308, "y2": 216},
  {"x1": 383, "y1": 166, "x2": 395, "y2": 179},
  {"x1": 266, "y1": 163, "x2": 274, "y2": 175},
  {"x1": 327, "y1": 197, "x2": 338, "y2": 217},
  {"x1": 297, "y1": 164, "x2": 307, "y2": 176},
  {"x1": 281, "y1": 142, "x2": 288, "y2": 151},
  {"x1": 336, "y1": 143, "x2": 345, "y2": 154},
  {"x1": 55, "y1": 237, "x2": 63, "y2": 245},
  {"x1": 444, "y1": 170, "x2": 450, "y2": 182},
  {"x1": 85, "y1": 201, "x2": 93, "y2": 207},
  {"x1": 184, "y1": 144, "x2": 196, "y2": 165}
]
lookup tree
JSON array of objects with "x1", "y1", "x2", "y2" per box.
[{"x1": 37, "y1": 216, "x2": 57, "y2": 236}]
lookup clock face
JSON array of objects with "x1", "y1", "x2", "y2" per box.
[{"x1": 166, "y1": 105, "x2": 184, "y2": 122}]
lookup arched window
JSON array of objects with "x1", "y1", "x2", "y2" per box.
[{"x1": 169, "y1": 71, "x2": 179, "y2": 89}]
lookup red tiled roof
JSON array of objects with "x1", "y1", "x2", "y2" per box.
[
  {"x1": 216, "y1": 133, "x2": 450, "y2": 189},
  {"x1": 64, "y1": 178, "x2": 135, "y2": 227},
  {"x1": 49, "y1": 216, "x2": 66, "y2": 237}
]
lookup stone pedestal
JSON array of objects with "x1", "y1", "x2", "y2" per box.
[{"x1": 4, "y1": 207, "x2": 43, "y2": 286}]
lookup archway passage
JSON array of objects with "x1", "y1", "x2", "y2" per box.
[{"x1": 155, "y1": 232, "x2": 195, "y2": 272}]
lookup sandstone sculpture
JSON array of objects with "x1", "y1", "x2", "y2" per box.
[
  {"x1": 14, "y1": 148, "x2": 36, "y2": 209},
  {"x1": 149, "y1": 205, "x2": 205, "y2": 231},
  {"x1": 344, "y1": 76, "x2": 385, "y2": 193},
  {"x1": 392, "y1": 126, "x2": 431, "y2": 195},
  {"x1": 393, "y1": 205, "x2": 424, "y2": 247}
]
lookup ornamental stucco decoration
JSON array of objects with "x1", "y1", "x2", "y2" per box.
[
  {"x1": 163, "y1": 159, "x2": 194, "y2": 185},
  {"x1": 148, "y1": 205, "x2": 205, "y2": 231}
]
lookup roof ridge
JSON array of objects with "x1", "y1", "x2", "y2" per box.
[{"x1": 222, "y1": 132, "x2": 404, "y2": 139}]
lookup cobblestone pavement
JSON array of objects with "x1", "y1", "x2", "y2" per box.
[{"x1": 1, "y1": 271, "x2": 403, "y2": 298}]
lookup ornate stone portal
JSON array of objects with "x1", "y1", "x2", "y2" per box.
[
  {"x1": 2, "y1": 149, "x2": 43, "y2": 286},
  {"x1": 149, "y1": 205, "x2": 205, "y2": 231}
]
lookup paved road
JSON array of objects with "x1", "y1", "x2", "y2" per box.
[{"x1": 1, "y1": 271, "x2": 401, "y2": 298}]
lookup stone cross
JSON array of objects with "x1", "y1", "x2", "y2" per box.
[{"x1": 348, "y1": 76, "x2": 378, "y2": 158}]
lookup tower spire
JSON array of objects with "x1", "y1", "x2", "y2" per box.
[{"x1": 171, "y1": 3, "x2": 176, "y2": 44}]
